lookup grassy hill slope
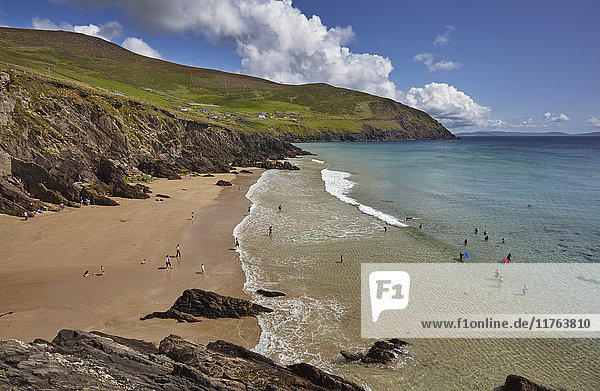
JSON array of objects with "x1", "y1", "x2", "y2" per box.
[{"x1": 0, "y1": 27, "x2": 453, "y2": 141}]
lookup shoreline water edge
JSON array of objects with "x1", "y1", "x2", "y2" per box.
[{"x1": 236, "y1": 139, "x2": 599, "y2": 391}]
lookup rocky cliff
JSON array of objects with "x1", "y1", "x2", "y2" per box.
[
  {"x1": 0, "y1": 329, "x2": 365, "y2": 390},
  {"x1": 0, "y1": 69, "x2": 303, "y2": 216}
]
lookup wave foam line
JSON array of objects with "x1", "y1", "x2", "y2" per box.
[
  {"x1": 321, "y1": 169, "x2": 408, "y2": 227},
  {"x1": 311, "y1": 159, "x2": 325, "y2": 164}
]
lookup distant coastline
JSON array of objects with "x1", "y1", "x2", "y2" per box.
[{"x1": 455, "y1": 130, "x2": 600, "y2": 137}]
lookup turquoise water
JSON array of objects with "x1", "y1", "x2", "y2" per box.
[
  {"x1": 297, "y1": 137, "x2": 600, "y2": 264},
  {"x1": 235, "y1": 137, "x2": 600, "y2": 390}
]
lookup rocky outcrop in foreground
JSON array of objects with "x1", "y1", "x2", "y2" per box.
[
  {"x1": 0, "y1": 329, "x2": 365, "y2": 390},
  {"x1": 0, "y1": 69, "x2": 304, "y2": 216},
  {"x1": 141, "y1": 289, "x2": 273, "y2": 322},
  {"x1": 341, "y1": 338, "x2": 410, "y2": 364}
]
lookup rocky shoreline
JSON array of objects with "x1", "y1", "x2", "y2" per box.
[
  {"x1": 0, "y1": 69, "x2": 305, "y2": 216},
  {"x1": 0, "y1": 329, "x2": 365, "y2": 391}
]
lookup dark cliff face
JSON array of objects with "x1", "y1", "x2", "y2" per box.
[{"x1": 0, "y1": 70, "x2": 303, "y2": 215}]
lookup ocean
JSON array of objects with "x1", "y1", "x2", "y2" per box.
[{"x1": 234, "y1": 137, "x2": 600, "y2": 390}]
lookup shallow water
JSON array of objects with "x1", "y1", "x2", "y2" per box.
[{"x1": 234, "y1": 138, "x2": 600, "y2": 390}]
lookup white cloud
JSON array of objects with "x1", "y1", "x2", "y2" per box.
[
  {"x1": 543, "y1": 112, "x2": 570, "y2": 122},
  {"x1": 414, "y1": 52, "x2": 461, "y2": 72},
  {"x1": 32, "y1": 17, "x2": 123, "y2": 41},
  {"x1": 44, "y1": 1, "x2": 498, "y2": 130},
  {"x1": 121, "y1": 37, "x2": 162, "y2": 59},
  {"x1": 401, "y1": 82, "x2": 503, "y2": 128},
  {"x1": 586, "y1": 116, "x2": 600, "y2": 128},
  {"x1": 434, "y1": 25, "x2": 455, "y2": 46},
  {"x1": 54, "y1": 0, "x2": 399, "y2": 100}
]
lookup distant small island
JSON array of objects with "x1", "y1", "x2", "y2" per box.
[{"x1": 455, "y1": 130, "x2": 600, "y2": 137}]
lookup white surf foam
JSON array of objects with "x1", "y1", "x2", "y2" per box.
[
  {"x1": 321, "y1": 169, "x2": 408, "y2": 227},
  {"x1": 311, "y1": 158, "x2": 325, "y2": 164}
]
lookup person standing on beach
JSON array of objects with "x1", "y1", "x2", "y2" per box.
[
  {"x1": 268, "y1": 225, "x2": 273, "y2": 236},
  {"x1": 278, "y1": 204, "x2": 282, "y2": 212},
  {"x1": 201, "y1": 263, "x2": 205, "y2": 274},
  {"x1": 248, "y1": 206, "x2": 251, "y2": 213},
  {"x1": 191, "y1": 211, "x2": 194, "y2": 221},
  {"x1": 235, "y1": 237, "x2": 239, "y2": 248},
  {"x1": 24, "y1": 211, "x2": 28, "y2": 221},
  {"x1": 339, "y1": 254, "x2": 344, "y2": 264},
  {"x1": 176, "y1": 244, "x2": 181, "y2": 259},
  {"x1": 100, "y1": 265, "x2": 105, "y2": 275},
  {"x1": 384, "y1": 226, "x2": 387, "y2": 233}
]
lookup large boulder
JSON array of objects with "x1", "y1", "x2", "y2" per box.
[
  {"x1": 141, "y1": 289, "x2": 273, "y2": 322},
  {"x1": 341, "y1": 338, "x2": 410, "y2": 364}
]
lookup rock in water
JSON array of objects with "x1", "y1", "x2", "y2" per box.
[
  {"x1": 1, "y1": 329, "x2": 365, "y2": 390},
  {"x1": 141, "y1": 289, "x2": 273, "y2": 322},
  {"x1": 215, "y1": 180, "x2": 233, "y2": 186},
  {"x1": 341, "y1": 338, "x2": 410, "y2": 364},
  {"x1": 500, "y1": 375, "x2": 555, "y2": 391},
  {"x1": 256, "y1": 289, "x2": 286, "y2": 297}
]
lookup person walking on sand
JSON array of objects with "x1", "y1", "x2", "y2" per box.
[
  {"x1": 339, "y1": 254, "x2": 344, "y2": 264},
  {"x1": 268, "y1": 225, "x2": 273, "y2": 236},
  {"x1": 100, "y1": 265, "x2": 105, "y2": 275},
  {"x1": 278, "y1": 204, "x2": 282, "y2": 212},
  {"x1": 201, "y1": 263, "x2": 205, "y2": 274},
  {"x1": 235, "y1": 237, "x2": 239, "y2": 248},
  {"x1": 176, "y1": 244, "x2": 181, "y2": 259},
  {"x1": 24, "y1": 210, "x2": 28, "y2": 221},
  {"x1": 191, "y1": 211, "x2": 194, "y2": 221},
  {"x1": 165, "y1": 255, "x2": 172, "y2": 269}
]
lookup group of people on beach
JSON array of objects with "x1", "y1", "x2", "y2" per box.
[
  {"x1": 83, "y1": 265, "x2": 104, "y2": 278},
  {"x1": 494, "y1": 268, "x2": 529, "y2": 294}
]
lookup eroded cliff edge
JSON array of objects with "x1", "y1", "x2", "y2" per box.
[{"x1": 0, "y1": 69, "x2": 303, "y2": 215}]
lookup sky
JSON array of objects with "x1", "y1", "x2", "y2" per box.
[{"x1": 0, "y1": 0, "x2": 599, "y2": 132}]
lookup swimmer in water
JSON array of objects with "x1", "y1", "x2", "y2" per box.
[
  {"x1": 498, "y1": 276, "x2": 504, "y2": 287},
  {"x1": 464, "y1": 239, "x2": 468, "y2": 245},
  {"x1": 474, "y1": 228, "x2": 479, "y2": 234},
  {"x1": 522, "y1": 284, "x2": 529, "y2": 295},
  {"x1": 495, "y1": 269, "x2": 500, "y2": 279}
]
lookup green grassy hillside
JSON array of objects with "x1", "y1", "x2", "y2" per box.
[{"x1": 0, "y1": 27, "x2": 453, "y2": 140}]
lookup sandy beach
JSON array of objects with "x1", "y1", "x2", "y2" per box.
[{"x1": 0, "y1": 171, "x2": 262, "y2": 348}]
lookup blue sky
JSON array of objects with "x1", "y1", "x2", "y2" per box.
[{"x1": 1, "y1": 0, "x2": 599, "y2": 132}]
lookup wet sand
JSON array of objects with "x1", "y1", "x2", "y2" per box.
[{"x1": 0, "y1": 171, "x2": 262, "y2": 348}]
